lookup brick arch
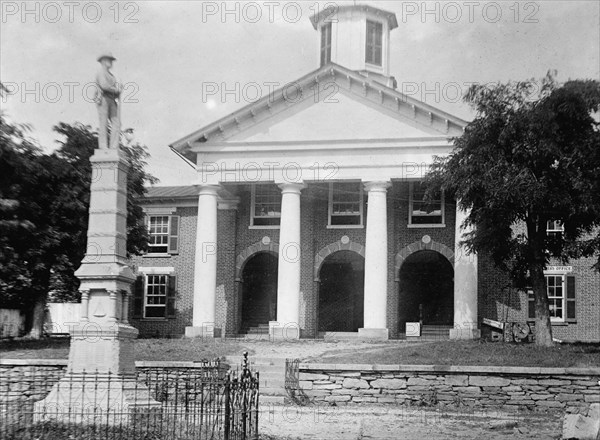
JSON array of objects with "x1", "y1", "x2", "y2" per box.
[
  {"x1": 235, "y1": 241, "x2": 279, "y2": 281},
  {"x1": 394, "y1": 240, "x2": 454, "y2": 281},
  {"x1": 314, "y1": 239, "x2": 365, "y2": 281}
]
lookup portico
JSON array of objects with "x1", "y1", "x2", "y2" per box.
[{"x1": 166, "y1": 4, "x2": 479, "y2": 340}]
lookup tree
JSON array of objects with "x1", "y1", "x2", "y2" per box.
[
  {"x1": 427, "y1": 72, "x2": 600, "y2": 346},
  {"x1": 0, "y1": 116, "x2": 157, "y2": 338}
]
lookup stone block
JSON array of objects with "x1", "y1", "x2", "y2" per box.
[
  {"x1": 445, "y1": 375, "x2": 468, "y2": 386},
  {"x1": 538, "y1": 379, "x2": 570, "y2": 386},
  {"x1": 371, "y1": 378, "x2": 407, "y2": 389},
  {"x1": 537, "y1": 400, "x2": 565, "y2": 408},
  {"x1": 531, "y1": 394, "x2": 552, "y2": 400},
  {"x1": 299, "y1": 380, "x2": 313, "y2": 390},
  {"x1": 556, "y1": 394, "x2": 582, "y2": 402},
  {"x1": 502, "y1": 385, "x2": 522, "y2": 392},
  {"x1": 313, "y1": 383, "x2": 341, "y2": 390},
  {"x1": 407, "y1": 377, "x2": 433, "y2": 386},
  {"x1": 342, "y1": 378, "x2": 370, "y2": 389},
  {"x1": 454, "y1": 386, "x2": 481, "y2": 394},
  {"x1": 300, "y1": 373, "x2": 329, "y2": 381},
  {"x1": 584, "y1": 395, "x2": 600, "y2": 403},
  {"x1": 469, "y1": 376, "x2": 510, "y2": 387},
  {"x1": 352, "y1": 396, "x2": 377, "y2": 403},
  {"x1": 326, "y1": 395, "x2": 351, "y2": 402},
  {"x1": 563, "y1": 405, "x2": 600, "y2": 440}
]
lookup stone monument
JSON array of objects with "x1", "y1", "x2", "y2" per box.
[{"x1": 34, "y1": 53, "x2": 160, "y2": 425}]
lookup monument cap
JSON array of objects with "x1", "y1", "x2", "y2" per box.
[{"x1": 97, "y1": 52, "x2": 116, "y2": 62}]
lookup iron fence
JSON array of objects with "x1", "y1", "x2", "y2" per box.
[{"x1": 0, "y1": 354, "x2": 259, "y2": 440}]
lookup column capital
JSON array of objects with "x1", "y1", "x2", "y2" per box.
[
  {"x1": 363, "y1": 180, "x2": 392, "y2": 193},
  {"x1": 277, "y1": 182, "x2": 306, "y2": 194},
  {"x1": 196, "y1": 184, "x2": 221, "y2": 197}
]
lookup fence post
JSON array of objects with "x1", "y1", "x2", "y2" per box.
[{"x1": 224, "y1": 370, "x2": 231, "y2": 440}]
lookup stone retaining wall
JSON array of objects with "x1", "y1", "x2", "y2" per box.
[
  {"x1": 299, "y1": 364, "x2": 600, "y2": 413},
  {"x1": 0, "y1": 359, "x2": 225, "y2": 406}
]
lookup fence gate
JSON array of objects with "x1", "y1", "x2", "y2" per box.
[{"x1": 224, "y1": 352, "x2": 260, "y2": 440}]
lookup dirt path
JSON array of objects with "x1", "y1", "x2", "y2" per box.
[{"x1": 258, "y1": 404, "x2": 562, "y2": 440}]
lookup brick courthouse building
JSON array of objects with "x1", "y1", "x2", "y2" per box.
[{"x1": 129, "y1": 4, "x2": 600, "y2": 342}]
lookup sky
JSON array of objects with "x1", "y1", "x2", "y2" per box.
[{"x1": 1, "y1": 0, "x2": 599, "y2": 186}]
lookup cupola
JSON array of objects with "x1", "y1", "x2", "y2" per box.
[{"x1": 310, "y1": 4, "x2": 398, "y2": 88}]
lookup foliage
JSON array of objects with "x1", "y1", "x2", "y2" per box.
[
  {"x1": 0, "y1": 115, "x2": 157, "y2": 311},
  {"x1": 426, "y1": 71, "x2": 600, "y2": 345}
]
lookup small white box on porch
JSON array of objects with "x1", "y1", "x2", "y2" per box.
[{"x1": 406, "y1": 322, "x2": 421, "y2": 337}]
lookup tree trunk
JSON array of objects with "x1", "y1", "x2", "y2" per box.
[
  {"x1": 530, "y1": 261, "x2": 553, "y2": 346},
  {"x1": 526, "y1": 217, "x2": 554, "y2": 347},
  {"x1": 25, "y1": 294, "x2": 46, "y2": 339}
]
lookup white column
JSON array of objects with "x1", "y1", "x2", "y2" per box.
[
  {"x1": 450, "y1": 205, "x2": 481, "y2": 339},
  {"x1": 360, "y1": 181, "x2": 391, "y2": 340},
  {"x1": 186, "y1": 185, "x2": 219, "y2": 338},
  {"x1": 272, "y1": 182, "x2": 304, "y2": 339}
]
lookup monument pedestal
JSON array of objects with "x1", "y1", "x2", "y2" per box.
[{"x1": 34, "y1": 149, "x2": 160, "y2": 425}]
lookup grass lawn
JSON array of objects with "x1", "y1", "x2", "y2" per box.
[
  {"x1": 0, "y1": 338, "x2": 251, "y2": 361},
  {"x1": 308, "y1": 339, "x2": 600, "y2": 368},
  {"x1": 1, "y1": 337, "x2": 599, "y2": 368}
]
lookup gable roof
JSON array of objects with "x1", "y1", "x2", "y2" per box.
[{"x1": 170, "y1": 63, "x2": 468, "y2": 161}]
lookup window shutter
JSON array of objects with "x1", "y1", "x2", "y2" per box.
[
  {"x1": 527, "y1": 289, "x2": 535, "y2": 320},
  {"x1": 132, "y1": 275, "x2": 144, "y2": 319},
  {"x1": 566, "y1": 275, "x2": 576, "y2": 322},
  {"x1": 168, "y1": 215, "x2": 180, "y2": 254},
  {"x1": 167, "y1": 275, "x2": 177, "y2": 318}
]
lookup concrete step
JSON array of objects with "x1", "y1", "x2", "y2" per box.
[{"x1": 259, "y1": 395, "x2": 285, "y2": 404}]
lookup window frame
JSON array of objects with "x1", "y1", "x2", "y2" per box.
[
  {"x1": 546, "y1": 273, "x2": 565, "y2": 323},
  {"x1": 146, "y1": 213, "x2": 179, "y2": 255},
  {"x1": 365, "y1": 20, "x2": 383, "y2": 66},
  {"x1": 250, "y1": 184, "x2": 281, "y2": 229},
  {"x1": 320, "y1": 22, "x2": 332, "y2": 66},
  {"x1": 328, "y1": 182, "x2": 364, "y2": 229},
  {"x1": 143, "y1": 273, "x2": 169, "y2": 319},
  {"x1": 148, "y1": 215, "x2": 170, "y2": 254},
  {"x1": 408, "y1": 182, "x2": 445, "y2": 228},
  {"x1": 546, "y1": 220, "x2": 564, "y2": 237}
]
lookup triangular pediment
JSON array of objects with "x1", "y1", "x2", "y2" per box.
[
  {"x1": 171, "y1": 64, "x2": 467, "y2": 159},
  {"x1": 229, "y1": 91, "x2": 436, "y2": 142}
]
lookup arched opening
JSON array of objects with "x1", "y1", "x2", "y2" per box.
[
  {"x1": 398, "y1": 250, "x2": 454, "y2": 329},
  {"x1": 241, "y1": 252, "x2": 278, "y2": 332},
  {"x1": 318, "y1": 251, "x2": 364, "y2": 332}
]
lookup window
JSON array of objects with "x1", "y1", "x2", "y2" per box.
[
  {"x1": 546, "y1": 274, "x2": 564, "y2": 320},
  {"x1": 251, "y1": 184, "x2": 281, "y2": 227},
  {"x1": 320, "y1": 22, "x2": 332, "y2": 66},
  {"x1": 132, "y1": 273, "x2": 177, "y2": 319},
  {"x1": 527, "y1": 274, "x2": 576, "y2": 323},
  {"x1": 147, "y1": 215, "x2": 179, "y2": 254},
  {"x1": 329, "y1": 182, "x2": 363, "y2": 227},
  {"x1": 365, "y1": 20, "x2": 383, "y2": 66},
  {"x1": 409, "y1": 182, "x2": 444, "y2": 226},
  {"x1": 547, "y1": 220, "x2": 564, "y2": 238}
]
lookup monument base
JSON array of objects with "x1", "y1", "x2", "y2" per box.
[
  {"x1": 358, "y1": 328, "x2": 389, "y2": 340},
  {"x1": 34, "y1": 373, "x2": 161, "y2": 427},
  {"x1": 185, "y1": 325, "x2": 221, "y2": 338},
  {"x1": 449, "y1": 328, "x2": 481, "y2": 340}
]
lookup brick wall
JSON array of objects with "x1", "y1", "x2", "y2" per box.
[
  {"x1": 130, "y1": 185, "x2": 599, "y2": 342},
  {"x1": 129, "y1": 206, "x2": 197, "y2": 337}
]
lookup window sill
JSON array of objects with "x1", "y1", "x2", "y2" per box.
[
  {"x1": 407, "y1": 224, "x2": 446, "y2": 229},
  {"x1": 327, "y1": 225, "x2": 364, "y2": 229},
  {"x1": 143, "y1": 253, "x2": 173, "y2": 258},
  {"x1": 249, "y1": 225, "x2": 280, "y2": 230}
]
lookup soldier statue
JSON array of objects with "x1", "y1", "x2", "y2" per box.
[{"x1": 95, "y1": 52, "x2": 122, "y2": 149}]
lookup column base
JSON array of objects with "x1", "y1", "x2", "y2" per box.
[
  {"x1": 358, "y1": 328, "x2": 389, "y2": 340},
  {"x1": 449, "y1": 328, "x2": 481, "y2": 340},
  {"x1": 269, "y1": 321, "x2": 300, "y2": 340},
  {"x1": 185, "y1": 326, "x2": 221, "y2": 338}
]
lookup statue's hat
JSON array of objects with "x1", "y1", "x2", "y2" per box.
[{"x1": 97, "y1": 52, "x2": 116, "y2": 62}]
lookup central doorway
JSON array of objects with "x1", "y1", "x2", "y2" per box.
[
  {"x1": 318, "y1": 250, "x2": 364, "y2": 332},
  {"x1": 398, "y1": 250, "x2": 454, "y2": 329},
  {"x1": 241, "y1": 252, "x2": 278, "y2": 332}
]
